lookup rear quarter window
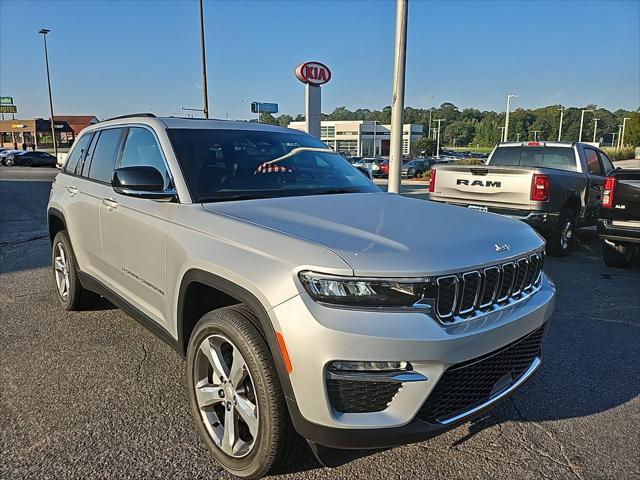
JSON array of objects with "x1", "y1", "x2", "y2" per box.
[{"x1": 490, "y1": 146, "x2": 577, "y2": 172}]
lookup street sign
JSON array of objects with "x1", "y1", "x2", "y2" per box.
[
  {"x1": 0, "y1": 105, "x2": 17, "y2": 114},
  {"x1": 295, "y1": 62, "x2": 331, "y2": 86},
  {"x1": 0, "y1": 96, "x2": 14, "y2": 105},
  {"x1": 251, "y1": 102, "x2": 278, "y2": 114}
]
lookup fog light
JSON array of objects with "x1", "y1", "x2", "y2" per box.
[{"x1": 328, "y1": 360, "x2": 409, "y2": 372}]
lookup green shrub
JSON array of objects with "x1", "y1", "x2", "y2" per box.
[{"x1": 602, "y1": 147, "x2": 635, "y2": 161}]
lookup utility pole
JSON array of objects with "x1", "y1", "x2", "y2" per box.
[
  {"x1": 499, "y1": 126, "x2": 505, "y2": 142},
  {"x1": 39, "y1": 28, "x2": 58, "y2": 159},
  {"x1": 592, "y1": 118, "x2": 599, "y2": 143},
  {"x1": 611, "y1": 132, "x2": 617, "y2": 147},
  {"x1": 532, "y1": 130, "x2": 540, "y2": 141},
  {"x1": 621, "y1": 117, "x2": 631, "y2": 147},
  {"x1": 373, "y1": 120, "x2": 377, "y2": 156},
  {"x1": 435, "y1": 119, "x2": 444, "y2": 159},
  {"x1": 388, "y1": 0, "x2": 408, "y2": 194},
  {"x1": 503, "y1": 93, "x2": 518, "y2": 142},
  {"x1": 557, "y1": 106, "x2": 564, "y2": 141},
  {"x1": 578, "y1": 109, "x2": 594, "y2": 142},
  {"x1": 199, "y1": 0, "x2": 209, "y2": 118},
  {"x1": 427, "y1": 96, "x2": 434, "y2": 140}
]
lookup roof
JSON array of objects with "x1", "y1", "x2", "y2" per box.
[{"x1": 53, "y1": 115, "x2": 99, "y2": 136}]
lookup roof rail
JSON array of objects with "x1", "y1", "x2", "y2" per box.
[{"x1": 101, "y1": 113, "x2": 156, "y2": 122}]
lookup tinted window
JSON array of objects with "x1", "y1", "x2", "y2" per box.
[
  {"x1": 167, "y1": 128, "x2": 378, "y2": 202},
  {"x1": 598, "y1": 151, "x2": 614, "y2": 175},
  {"x1": 120, "y1": 127, "x2": 169, "y2": 187},
  {"x1": 87, "y1": 128, "x2": 124, "y2": 183},
  {"x1": 585, "y1": 149, "x2": 603, "y2": 176},
  {"x1": 490, "y1": 146, "x2": 576, "y2": 171},
  {"x1": 64, "y1": 133, "x2": 92, "y2": 174}
]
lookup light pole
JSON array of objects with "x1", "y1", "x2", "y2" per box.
[
  {"x1": 373, "y1": 120, "x2": 377, "y2": 156},
  {"x1": 435, "y1": 119, "x2": 444, "y2": 159},
  {"x1": 38, "y1": 28, "x2": 58, "y2": 158},
  {"x1": 427, "y1": 96, "x2": 435, "y2": 139},
  {"x1": 578, "y1": 109, "x2": 594, "y2": 142},
  {"x1": 592, "y1": 118, "x2": 599, "y2": 143},
  {"x1": 388, "y1": 0, "x2": 408, "y2": 194},
  {"x1": 621, "y1": 117, "x2": 631, "y2": 147},
  {"x1": 557, "y1": 106, "x2": 565, "y2": 141},
  {"x1": 199, "y1": 0, "x2": 209, "y2": 118},
  {"x1": 499, "y1": 126, "x2": 505, "y2": 142},
  {"x1": 532, "y1": 130, "x2": 540, "y2": 142},
  {"x1": 616, "y1": 124, "x2": 623, "y2": 148},
  {"x1": 516, "y1": 133, "x2": 521, "y2": 142},
  {"x1": 611, "y1": 132, "x2": 617, "y2": 147},
  {"x1": 503, "y1": 93, "x2": 518, "y2": 142}
]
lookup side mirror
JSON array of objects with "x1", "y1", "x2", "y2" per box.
[
  {"x1": 355, "y1": 165, "x2": 373, "y2": 179},
  {"x1": 112, "y1": 166, "x2": 176, "y2": 201}
]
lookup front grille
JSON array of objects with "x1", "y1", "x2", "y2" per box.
[
  {"x1": 417, "y1": 324, "x2": 545, "y2": 423},
  {"x1": 327, "y1": 378, "x2": 402, "y2": 413},
  {"x1": 434, "y1": 250, "x2": 545, "y2": 323}
]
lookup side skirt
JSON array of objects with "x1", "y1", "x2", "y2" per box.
[{"x1": 78, "y1": 271, "x2": 183, "y2": 356}]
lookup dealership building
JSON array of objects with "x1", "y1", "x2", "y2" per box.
[
  {"x1": 0, "y1": 115, "x2": 98, "y2": 150},
  {"x1": 287, "y1": 120, "x2": 423, "y2": 157}
]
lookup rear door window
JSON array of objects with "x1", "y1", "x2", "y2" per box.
[
  {"x1": 585, "y1": 148, "x2": 603, "y2": 176},
  {"x1": 598, "y1": 151, "x2": 614, "y2": 175},
  {"x1": 490, "y1": 146, "x2": 576, "y2": 171},
  {"x1": 87, "y1": 128, "x2": 125, "y2": 183},
  {"x1": 64, "y1": 133, "x2": 93, "y2": 174}
]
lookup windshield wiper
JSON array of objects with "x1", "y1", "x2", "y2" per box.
[
  {"x1": 200, "y1": 193, "x2": 269, "y2": 203},
  {"x1": 313, "y1": 188, "x2": 360, "y2": 195}
]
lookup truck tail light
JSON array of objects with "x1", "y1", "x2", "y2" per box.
[
  {"x1": 530, "y1": 174, "x2": 549, "y2": 201},
  {"x1": 429, "y1": 169, "x2": 436, "y2": 193},
  {"x1": 602, "y1": 176, "x2": 616, "y2": 208}
]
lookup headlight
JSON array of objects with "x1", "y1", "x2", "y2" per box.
[{"x1": 298, "y1": 271, "x2": 436, "y2": 308}]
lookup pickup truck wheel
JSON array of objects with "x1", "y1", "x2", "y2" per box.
[
  {"x1": 602, "y1": 239, "x2": 633, "y2": 268},
  {"x1": 186, "y1": 305, "x2": 298, "y2": 479},
  {"x1": 51, "y1": 231, "x2": 99, "y2": 310},
  {"x1": 548, "y1": 209, "x2": 575, "y2": 257}
]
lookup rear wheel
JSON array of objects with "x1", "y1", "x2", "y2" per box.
[
  {"x1": 186, "y1": 305, "x2": 298, "y2": 479},
  {"x1": 547, "y1": 208, "x2": 575, "y2": 257},
  {"x1": 51, "y1": 231, "x2": 99, "y2": 310},
  {"x1": 602, "y1": 239, "x2": 633, "y2": 268}
]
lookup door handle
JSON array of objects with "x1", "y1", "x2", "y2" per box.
[
  {"x1": 102, "y1": 197, "x2": 119, "y2": 210},
  {"x1": 67, "y1": 185, "x2": 79, "y2": 196}
]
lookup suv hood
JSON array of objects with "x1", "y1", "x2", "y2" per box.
[{"x1": 203, "y1": 192, "x2": 544, "y2": 277}]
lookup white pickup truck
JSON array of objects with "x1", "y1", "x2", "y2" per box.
[{"x1": 427, "y1": 142, "x2": 616, "y2": 256}]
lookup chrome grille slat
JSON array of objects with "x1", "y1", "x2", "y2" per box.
[{"x1": 434, "y1": 250, "x2": 544, "y2": 324}]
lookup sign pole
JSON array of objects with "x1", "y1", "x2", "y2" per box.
[{"x1": 305, "y1": 84, "x2": 321, "y2": 138}]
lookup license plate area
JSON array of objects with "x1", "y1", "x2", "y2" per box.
[{"x1": 468, "y1": 205, "x2": 488, "y2": 212}]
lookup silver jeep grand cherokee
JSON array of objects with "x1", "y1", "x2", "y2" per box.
[{"x1": 47, "y1": 114, "x2": 555, "y2": 478}]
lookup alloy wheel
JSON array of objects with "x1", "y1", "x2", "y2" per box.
[
  {"x1": 194, "y1": 334, "x2": 259, "y2": 458},
  {"x1": 54, "y1": 242, "x2": 70, "y2": 300},
  {"x1": 560, "y1": 218, "x2": 573, "y2": 250}
]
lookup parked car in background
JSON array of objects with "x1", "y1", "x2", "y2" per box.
[
  {"x1": 428, "y1": 142, "x2": 615, "y2": 256},
  {"x1": 402, "y1": 159, "x2": 430, "y2": 178},
  {"x1": 597, "y1": 169, "x2": 640, "y2": 267},
  {"x1": 0, "y1": 149, "x2": 22, "y2": 166},
  {"x1": 374, "y1": 159, "x2": 389, "y2": 178},
  {"x1": 5, "y1": 150, "x2": 57, "y2": 167},
  {"x1": 353, "y1": 157, "x2": 384, "y2": 175},
  {"x1": 48, "y1": 115, "x2": 555, "y2": 478}
]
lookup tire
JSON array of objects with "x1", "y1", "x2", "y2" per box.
[
  {"x1": 51, "y1": 230, "x2": 99, "y2": 310},
  {"x1": 547, "y1": 208, "x2": 576, "y2": 257},
  {"x1": 5, "y1": 158, "x2": 14, "y2": 166},
  {"x1": 186, "y1": 305, "x2": 299, "y2": 479},
  {"x1": 602, "y1": 239, "x2": 633, "y2": 268}
]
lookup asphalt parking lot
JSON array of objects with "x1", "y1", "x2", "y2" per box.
[{"x1": 1, "y1": 167, "x2": 639, "y2": 480}]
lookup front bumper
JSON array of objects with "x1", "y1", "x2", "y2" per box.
[{"x1": 269, "y1": 274, "x2": 556, "y2": 448}]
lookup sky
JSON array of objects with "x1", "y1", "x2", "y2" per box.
[{"x1": 1, "y1": 0, "x2": 638, "y2": 121}]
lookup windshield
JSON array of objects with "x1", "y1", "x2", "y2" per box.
[
  {"x1": 167, "y1": 128, "x2": 379, "y2": 202},
  {"x1": 490, "y1": 146, "x2": 577, "y2": 171}
]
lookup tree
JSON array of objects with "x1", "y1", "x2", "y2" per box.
[
  {"x1": 414, "y1": 137, "x2": 437, "y2": 156},
  {"x1": 622, "y1": 111, "x2": 640, "y2": 147},
  {"x1": 472, "y1": 118, "x2": 502, "y2": 146},
  {"x1": 275, "y1": 114, "x2": 294, "y2": 128},
  {"x1": 443, "y1": 120, "x2": 475, "y2": 146},
  {"x1": 258, "y1": 112, "x2": 278, "y2": 125}
]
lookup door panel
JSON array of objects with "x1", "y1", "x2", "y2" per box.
[{"x1": 100, "y1": 195, "x2": 178, "y2": 324}]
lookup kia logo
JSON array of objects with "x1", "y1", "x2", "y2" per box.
[{"x1": 295, "y1": 62, "x2": 331, "y2": 86}]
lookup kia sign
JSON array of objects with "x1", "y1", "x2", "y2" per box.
[{"x1": 295, "y1": 62, "x2": 331, "y2": 86}]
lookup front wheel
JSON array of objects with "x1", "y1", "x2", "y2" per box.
[
  {"x1": 186, "y1": 305, "x2": 298, "y2": 479},
  {"x1": 547, "y1": 209, "x2": 576, "y2": 257},
  {"x1": 602, "y1": 240, "x2": 633, "y2": 268}
]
